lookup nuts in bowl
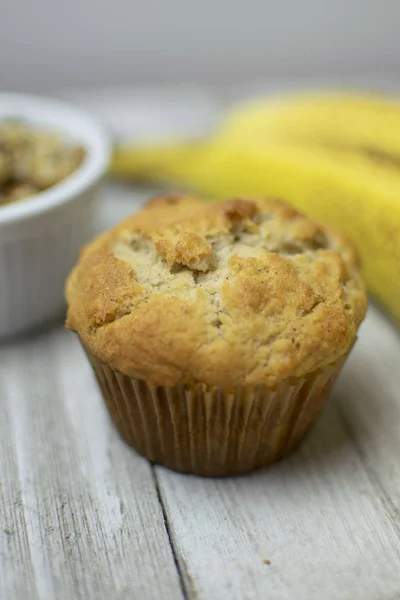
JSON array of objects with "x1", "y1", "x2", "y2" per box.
[
  {"x1": 0, "y1": 93, "x2": 110, "y2": 338},
  {"x1": 0, "y1": 119, "x2": 86, "y2": 206}
]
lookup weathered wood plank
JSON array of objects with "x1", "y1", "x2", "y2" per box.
[
  {"x1": 156, "y1": 306, "x2": 400, "y2": 600},
  {"x1": 335, "y1": 305, "x2": 400, "y2": 516},
  {"x1": 0, "y1": 328, "x2": 183, "y2": 600}
]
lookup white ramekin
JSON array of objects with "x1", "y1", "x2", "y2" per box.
[{"x1": 0, "y1": 93, "x2": 110, "y2": 338}]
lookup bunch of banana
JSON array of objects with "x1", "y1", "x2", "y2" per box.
[{"x1": 111, "y1": 91, "x2": 400, "y2": 323}]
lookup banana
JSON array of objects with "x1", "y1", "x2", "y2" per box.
[{"x1": 111, "y1": 91, "x2": 400, "y2": 323}]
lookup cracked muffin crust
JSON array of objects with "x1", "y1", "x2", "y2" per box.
[{"x1": 65, "y1": 196, "x2": 366, "y2": 388}]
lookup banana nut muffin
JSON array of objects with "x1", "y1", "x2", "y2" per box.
[{"x1": 66, "y1": 195, "x2": 367, "y2": 476}]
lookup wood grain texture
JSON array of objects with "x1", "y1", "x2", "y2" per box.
[
  {"x1": 0, "y1": 327, "x2": 183, "y2": 600},
  {"x1": 1, "y1": 180, "x2": 400, "y2": 599}
]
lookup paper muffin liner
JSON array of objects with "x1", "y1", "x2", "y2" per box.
[{"x1": 83, "y1": 346, "x2": 348, "y2": 477}]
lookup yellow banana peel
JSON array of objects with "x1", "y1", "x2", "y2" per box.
[{"x1": 111, "y1": 91, "x2": 400, "y2": 323}]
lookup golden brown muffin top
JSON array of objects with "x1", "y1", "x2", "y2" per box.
[{"x1": 66, "y1": 196, "x2": 367, "y2": 387}]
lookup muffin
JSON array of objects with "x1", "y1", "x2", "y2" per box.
[{"x1": 65, "y1": 195, "x2": 367, "y2": 476}]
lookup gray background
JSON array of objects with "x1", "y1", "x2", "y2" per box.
[{"x1": 1, "y1": 0, "x2": 399, "y2": 91}]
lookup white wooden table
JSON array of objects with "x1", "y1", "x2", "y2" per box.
[{"x1": 2, "y1": 90, "x2": 400, "y2": 599}]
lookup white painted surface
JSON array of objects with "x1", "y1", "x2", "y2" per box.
[
  {"x1": 0, "y1": 321, "x2": 184, "y2": 600},
  {"x1": 1, "y1": 1, "x2": 400, "y2": 91},
  {"x1": 1, "y1": 179, "x2": 400, "y2": 599}
]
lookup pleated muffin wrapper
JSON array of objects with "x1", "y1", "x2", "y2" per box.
[{"x1": 83, "y1": 345, "x2": 349, "y2": 477}]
